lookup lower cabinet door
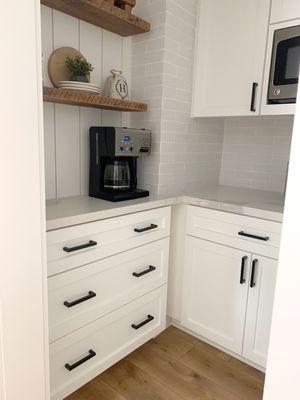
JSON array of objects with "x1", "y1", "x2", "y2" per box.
[
  {"x1": 182, "y1": 237, "x2": 250, "y2": 354},
  {"x1": 50, "y1": 286, "x2": 167, "y2": 400},
  {"x1": 243, "y1": 255, "x2": 278, "y2": 367}
]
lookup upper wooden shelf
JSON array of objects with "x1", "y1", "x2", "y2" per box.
[
  {"x1": 41, "y1": 0, "x2": 150, "y2": 36},
  {"x1": 43, "y1": 87, "x2": 147, "y2": 112}
]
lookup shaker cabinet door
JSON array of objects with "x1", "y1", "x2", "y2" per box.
[
  {"x1": 243, "y1": 255, "x2": 278, "y2": 367},
  {"x1": 271, "y1": 0, "x2": 300, "y2": 24},
  {"x1": 192, "y1": 0, "x2": 271, "y2": 117},
  {"x1": 182, "y1": 237, "x2": 251, "y2": 354}
]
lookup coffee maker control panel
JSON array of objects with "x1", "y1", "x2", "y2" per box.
[{"x1": 115, "y1": 128, "x2": 151, "y2": 157}]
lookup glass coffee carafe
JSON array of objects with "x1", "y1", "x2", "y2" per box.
[{"x1": 103, "y1": 159, "x2": 131, "y2": 191}]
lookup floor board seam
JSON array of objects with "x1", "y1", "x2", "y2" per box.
[
  {"x1": 124, "y1": 358, "x2": 187, "y2": 400},
  {"x1": 65, "y1": 326, "x2": 265, "y2": 400},
  {"x1": 95, "y1": 375, "x2": 127, "y2": 400}
]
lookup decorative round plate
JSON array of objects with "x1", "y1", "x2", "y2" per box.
[
  {"x1": 48, "y1": 47, "x2": 90, "y2": 88},
  {"x1": 58, "y1": 88, "x2": 100, "y2": 95},
  {"x1": 58, "y1": 81, "x2": 100, "y2": 89},
  {"x1": 59, "y1": 87, "x2": 101, "y2": 94}
]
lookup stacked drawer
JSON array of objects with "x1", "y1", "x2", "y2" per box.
[{"x1": 47, "y1": 207, "x2": 171, "y2": 400}]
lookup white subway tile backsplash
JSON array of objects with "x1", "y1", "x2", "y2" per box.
[
  {"x1": 55, "y1": 104, "x2": 80, "y2": 198},
  {"x1": 219, "y1": 116, "x2": 293, "y2": 192},
  {"x1": 132, "y1": 0, "x2": 225, "y2": 195}
]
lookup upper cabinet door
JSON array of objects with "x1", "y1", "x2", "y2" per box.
[
  {"x1": 182, "y1": 237, "x2": 251, "y2": 354},
  {"x1": 243, "y1": 255, "x2": 278, "y2": 367},
  {"x1": 191, "y1": 0, "x2": 271, "y2": 117},
  {"x1": 271, "y1": 0, "x2": 300, "y2": 24}
]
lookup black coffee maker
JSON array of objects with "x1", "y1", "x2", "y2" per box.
[{"x1": 89, "y1": 127, "x2": 151, "y2": 202}]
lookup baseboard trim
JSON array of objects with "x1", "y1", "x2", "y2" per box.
[{"x1": 169, "y1": 318, "x2": 265, "y2": 373}]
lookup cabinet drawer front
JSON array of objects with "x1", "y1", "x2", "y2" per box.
[
  {"x1": 50, "y1": 286, "x2": 167, "y2": 400},
  {"x1": 186, "y1": 206, "x2": 282, "y2": 258},
  {"x1": 47, "y1": 207, "x2": 171, "y2": 276},
  {"x1": 48, "y1": 239, "x2": 170, "y2": 342}
]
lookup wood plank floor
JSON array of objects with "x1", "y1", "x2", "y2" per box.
[{"x1": 65, "y1": 326, "x2": 265, "y2": 400}]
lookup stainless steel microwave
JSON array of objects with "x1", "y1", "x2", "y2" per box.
[{"x1": 268, "y1": 25, "x2": 300, "y2": 104}]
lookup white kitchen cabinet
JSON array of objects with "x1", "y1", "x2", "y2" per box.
[
  {"x1": 271, "y1": 0, "x2": 300, "y2": 24},
  {"x1": 192, "y1": 0, "x2": 271, "y2": 117},
  {"x1": 243, "y1": 255, "x2": 278, "y2": 367},
  {"x1": 50, "y1": 286, "x2": 167, "y2": 400},
  {"x1": 47, "y1": 206, "x2": 171, "y2": 276},
  {"x1": 181, "y1": 236, "x2": 278, "y2": 367},
  {"x1": 182, "y1": 237, "x2": 251, "y2": 354},
  {"x1": 186, "y1": 205, "x2": 282, "y2": 259},
  {"x1": 47, "y1": 206, "x2": 171, "y2": 399},
  {"x1": 177, "y1": 205, "x2": 281, "y2": 368},
  {"x1": 48, "y1": 238, "x2": 169, "y2": 342}
]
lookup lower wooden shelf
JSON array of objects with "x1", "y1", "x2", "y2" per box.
[{"x1": 43, "y1": 87, "x2": 147, "y2": 112}]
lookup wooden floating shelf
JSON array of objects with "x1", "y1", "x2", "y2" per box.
[
  {"x1": 43, "y1": 87, "x2": 148, "y2": 112},
  {"x1": 41, "y1": 0, "x2": 150, "y2": 37}
]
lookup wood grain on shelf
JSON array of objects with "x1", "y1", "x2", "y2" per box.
[
  {"x1": 43, "y1": 87, "x2": 147, "y2": 112},
  {"x1": 41, "y1": 0, "x2": 150, "y2": 36}
]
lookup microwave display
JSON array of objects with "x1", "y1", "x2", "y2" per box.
[
  {"x1": 268, "y1": 25, "x2": 300, "y2": 104},
  {"x1": 286, "y1": 45, "x2": 300, "y2": 80}
]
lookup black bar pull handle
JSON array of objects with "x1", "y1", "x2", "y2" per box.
[
  {"x1": 250, "y1": 259, "x2": 258, "y2": 288},
  {"x1": 64, "y1": 291, "x2": 96, "y2": 308},
  {"x1": 131, "y1": 314, "x2": 154, "y2": 330},
  {"x1": 65, "y1": 350, "x2": 96, "y2": 371},
  {"x1": 250, "y1": 82, "x2": 258, "y2": 112},
  {"x1": 134, "y1": 224, "x2": 158, "y2": 234},
  {"x1": 238, "y1": 231, "x2": 269, "y2": 242},
  {"x1": 63, "y1": 240, "x2": 97, "y2": 253},
  {"x1": 133, "y1": 265, "x2": 156, "y2": 278},
  {"x1": 240, "y1": 256, "x2": 248, "y2": 284}
]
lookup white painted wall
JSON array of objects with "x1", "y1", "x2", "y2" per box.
[
  {"x1": 0, "y1": 1, "x2": 49, "y2": 398},
  {"x1": 42, "y1": 5, "x2": 132, "y2": 200},
  {"x1": 263, "y1": 79, "x2": 300, "y2": 400},
  {"x1": 220, "y1": 116, "x2": 294, "y2": 192}
]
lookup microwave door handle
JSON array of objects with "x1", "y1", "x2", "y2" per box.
[{"x1": 250, "y1": 82, "x2": 258, "y2": 112}]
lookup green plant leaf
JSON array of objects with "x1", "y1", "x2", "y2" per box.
[{"x1": 65, "y1": 56, "x2": 94, "y2": 75}]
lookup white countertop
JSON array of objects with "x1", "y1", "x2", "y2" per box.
[{"x1": 46, "y1": 185, "x2": 284, "y2": 231}]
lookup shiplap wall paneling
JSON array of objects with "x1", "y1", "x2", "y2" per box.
[
  {"x1": 41, "y1": 5, "x2": 56, "y2": 200},
  {"x1": 102, "y1": 30, "x2": 123, "y2": 127},
  {"x1": 53, "y1": 11, "x2": 81, "y2": 198},
  {"x1": 41, "y1": 5, "x2": 132, "y2": 200},
  {"x1": 79, "y1": 20, "x2": 103, "y2": 196},
  {"x1": 43, "y1": 103, "x2": 56, "y2": 200},
  {"x1": 41, "y1": 4, "x2": 53, "y2": 88},
  {"x1": 80, "y1": 108, "x2": 102, "y2": 196},
  {"x1": 122, "y1": 37, "x2": 132, "y2": 128}
]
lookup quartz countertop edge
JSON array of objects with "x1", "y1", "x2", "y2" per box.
[{"x1": 46, "y1": 186, "x2": 284, "y2": 231}]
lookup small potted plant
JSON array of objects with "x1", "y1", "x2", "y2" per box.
[{"x1": 65, "y1": 56, "x2": 94, "y2": 83}]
